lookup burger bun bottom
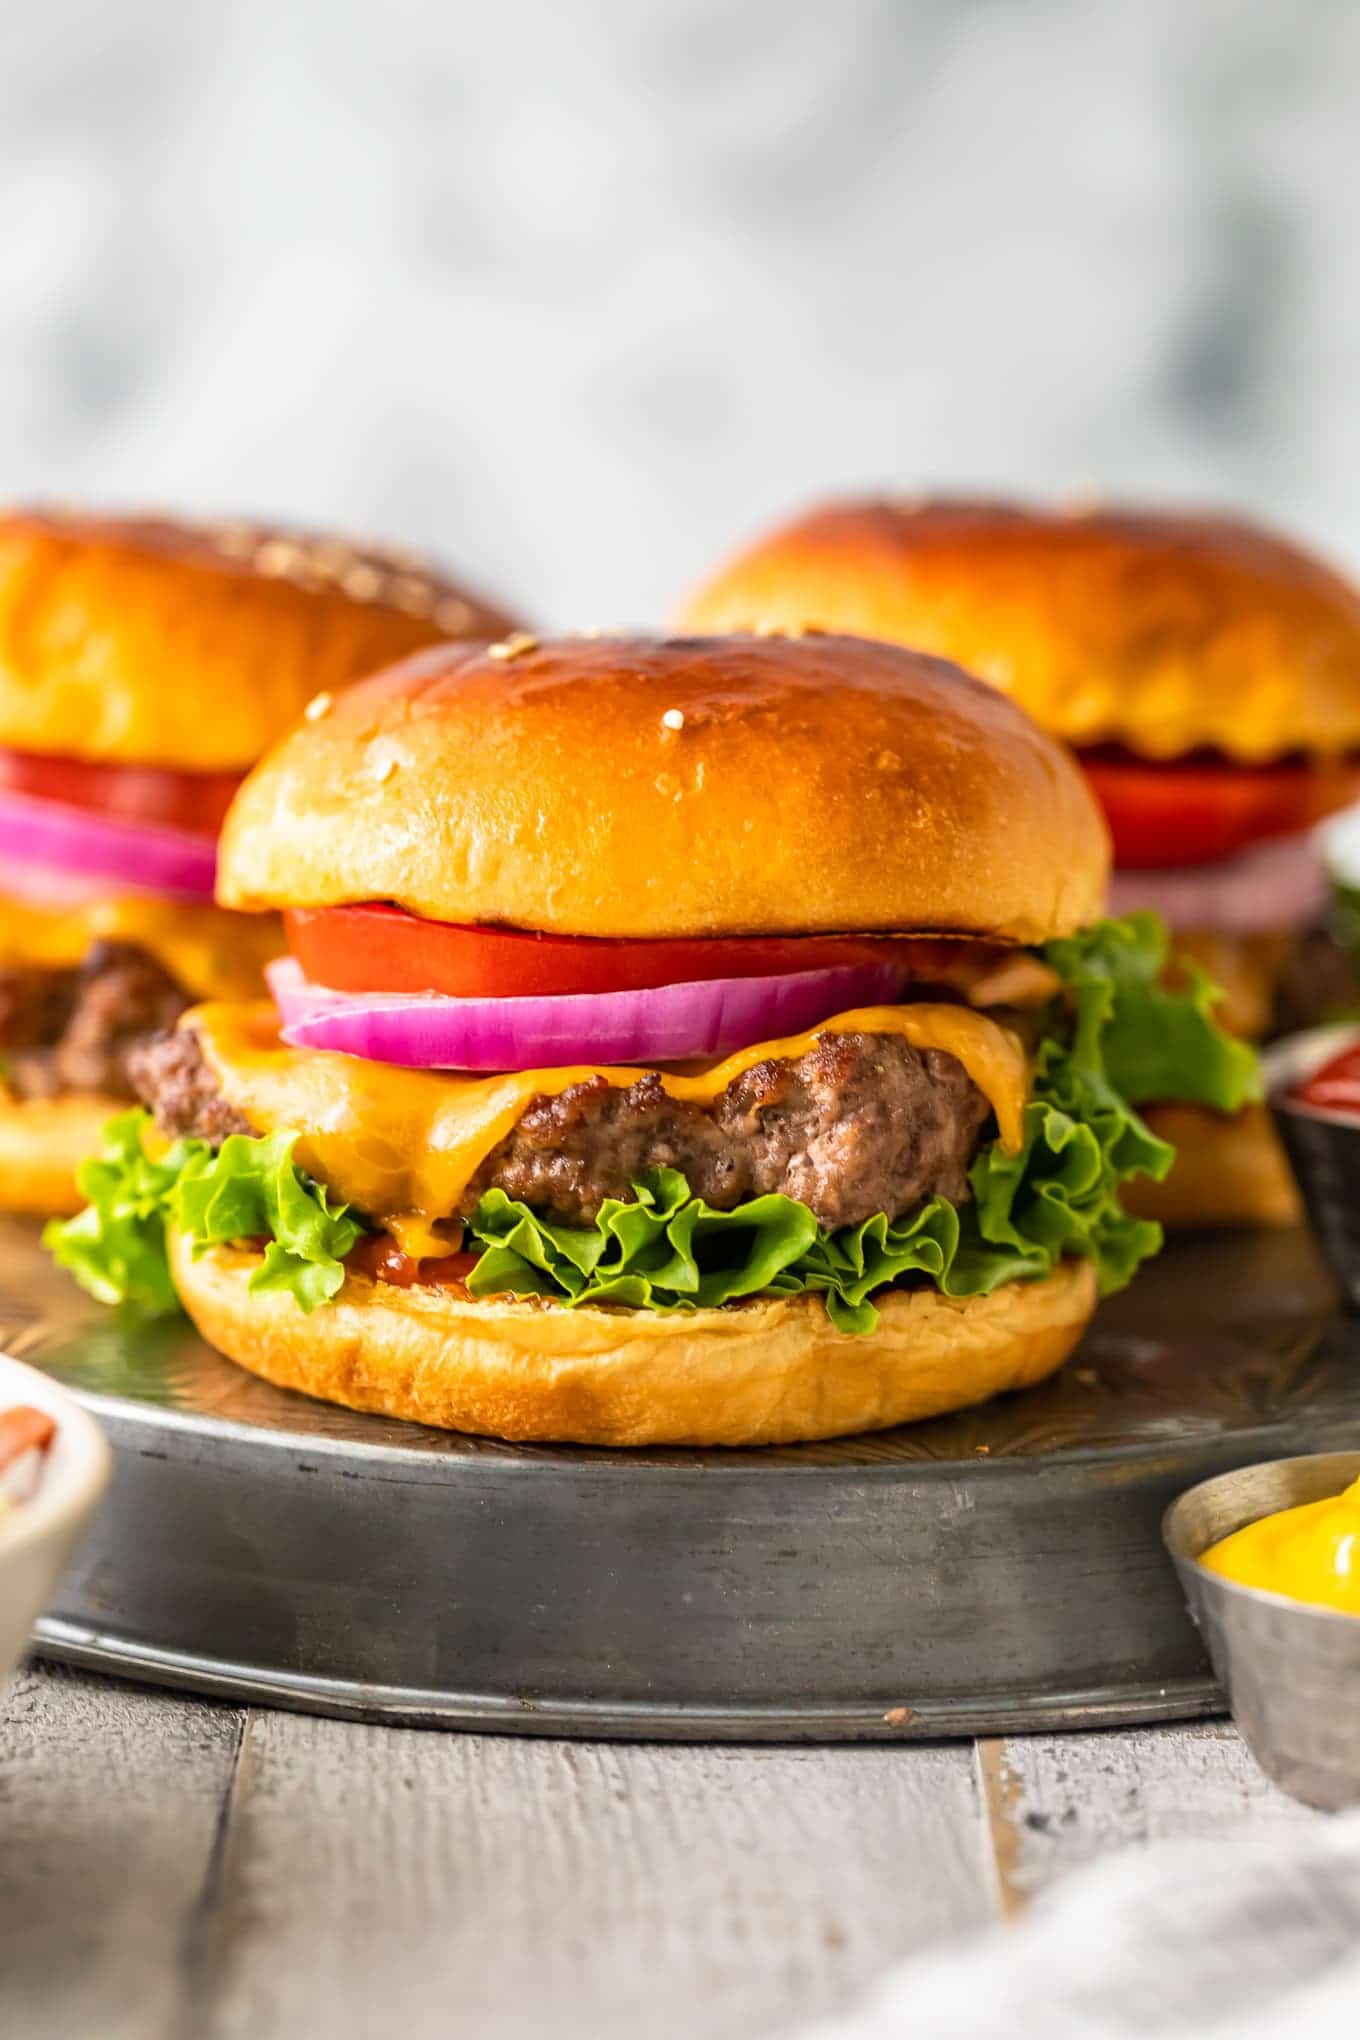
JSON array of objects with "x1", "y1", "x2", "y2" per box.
[
  {"x1": 169, "y1": 1232, "x2": 1097, "y2": 1447},
  {"x1": 1123, "y1": 1101, "x2": 1301, "y2": 1229}
]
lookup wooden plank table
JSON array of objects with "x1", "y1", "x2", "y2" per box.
[{"x1": 0, "y1": 1662, "x2": 1312, "y2": 2040}]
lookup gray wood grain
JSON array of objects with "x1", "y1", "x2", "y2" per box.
[
  {"x1": 990, "y1": 1722, "x2": 1310, "y2": 1904},
  {"x1": 195, "y1": 1711, "x2": 994, "y2": 2040},
  {"x1": 0, "y1": 1663, "x2": 1314, "y2": 2040},
  {"x1": 0, "y1": 1660, "x2": 243, "y2": 2040}
]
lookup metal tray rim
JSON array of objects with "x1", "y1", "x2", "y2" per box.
[
  {"x1": 55, "y1": 1373, "x2": 1358, "y2": 1481},
  {"x1": 33, "y1": 1618, "x2": 1225, "y2": 1741},
  {"x1": 12, "y1": 1224, "x2": 1341, "y2": 1742}
]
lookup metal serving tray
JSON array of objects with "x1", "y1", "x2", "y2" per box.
[{"x1": 4, "y1": 1219, "x2": 1357, "y2": 1740}]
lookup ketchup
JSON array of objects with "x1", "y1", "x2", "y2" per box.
[
  {"x1": 1292, "y1": 1040, "x2": 1360, "y2": 1118},
  {"x1": 0, "y1": 1406, "x2": 57, "y2": 1476},
  {"x1": 345, "y1": 1234, "x2": 480, "y2": 1291}
]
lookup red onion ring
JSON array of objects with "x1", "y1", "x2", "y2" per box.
[
  {"x1": 268, "y1": 956, "x2": 907, "y2": 1072},
  {"x1": 0, "y1": 789, "x2": 218, "y2": 903},
  {"x1": 0, "y1": 850, "x2": 120, "y2": 908},
  {"x1": 1108, "y1": 833, "x2": 1326, "y2": 934}
]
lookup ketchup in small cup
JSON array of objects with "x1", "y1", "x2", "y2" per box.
[
  {"x1": 0, "y1": 1405, "x2": 57, "y2": 1518},
  {"x1": 1290, "y1": 1039, "x2": 1360, "y2": 1120},
  {"x1": 1268, "y1": 1024, "x2": 1360, "y2": 1310}
]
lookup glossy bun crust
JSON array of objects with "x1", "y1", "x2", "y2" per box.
[
  {"x1": 675, "y1": 499, "x2": 1360, "y2": 762},
  {"x1": 1123, "y1": 1101, "x2": 1301, "y2": 1229},
  {"x1": 219, "y1": 632, "x2": 1109, "y2": 943},
  {"x1": 170, "y1": 1233, "x2": 1097, "y2": 1446},
  {"x1": 0, "y1": 1094, "x2": 121, "y2": 1215},
  {"x1": 0, "y1": 508, "x2": 518, "y2": 770}
]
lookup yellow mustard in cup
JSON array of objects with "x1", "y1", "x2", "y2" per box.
[{"x1": 1201, "y1": 1476, "x2": 1360, "y2": 1614}]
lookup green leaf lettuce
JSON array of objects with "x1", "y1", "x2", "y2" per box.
[{"x1": 44, "y1": 1111, "x2": 362, "y2": 1317}]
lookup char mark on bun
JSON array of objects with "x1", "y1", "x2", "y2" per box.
[{"x1": 50, "y1": 632, "x2": 1257, "y2": 1445}]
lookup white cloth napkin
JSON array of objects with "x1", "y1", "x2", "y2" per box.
[{"x1": 805, "y1": 1808, "x2": 1360, "y2": 2040}]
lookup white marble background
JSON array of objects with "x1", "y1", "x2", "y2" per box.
[{"x1": 0, "y1": 0, "x2": 1356, "y2": 626}]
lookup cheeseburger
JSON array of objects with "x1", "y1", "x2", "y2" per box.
[
  {"x1": 50, "y1": 633, "x2": 1253, "y2": 1447},
  {"x1": 0, "y1": 508, "x2": 515, "y2": 1212},
  {"x1": 677, "y1": 499, "x2": 1360, "y2": 1227}
]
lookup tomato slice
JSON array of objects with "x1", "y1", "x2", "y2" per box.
[
  {"x1": 285, "y1": 904, "x2": 978, "y2": 999},
  {"x1": 0, "y1": 747, "x2": 243, "y2": 838},
  {"x1": 1081, "y1": 750, "x2": 1360, "y2": 870}
]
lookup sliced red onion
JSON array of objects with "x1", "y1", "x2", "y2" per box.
[
  {"x1": 267, "y1": 956, "x2": 907, "y2": 1072},
  {"x1": 0, "y1": 849, "x2": 120, "y2": 908},
  {"x1": 0, "y1": 789, "x2": 218, "y2": 903},
  {"x1": 1108, "y1": 833, "x2": 1326, "y2": 934}
]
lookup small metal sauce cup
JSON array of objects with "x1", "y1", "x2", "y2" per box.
[
  {"x1": 1265, "y1": 1023, "x2": 1360, "y2": 1309},
  {"x1": 1163, "y1": 1452, "x2": 1360, "y2": 1811}
]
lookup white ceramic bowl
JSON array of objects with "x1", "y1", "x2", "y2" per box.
[{"x1": 0, "y1": 1352, "x2": 110, "y2": 1690}]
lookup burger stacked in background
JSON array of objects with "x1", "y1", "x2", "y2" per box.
[
  {"x1": 677, "y1": 499, "x2": 1360, "y2": 1226},
  {"x1": 49, "y1": 632, "x2": 1254, "y2": 1446},
  {"x1": 0, "y1": 510, "x2": 516, "y2": 1213}
]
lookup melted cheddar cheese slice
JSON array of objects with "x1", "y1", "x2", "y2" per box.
[
  {"x1": 190, "y1": 1001, "x2": 1030, "y2": 1258},
  {"x1": 0, "y1": 892, "x2": 281, "y2": 1001}
]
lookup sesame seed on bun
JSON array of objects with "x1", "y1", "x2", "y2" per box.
[
  {"x1": 217, "y1": 629, "x2": 1111, "y2": 946},
  {"x1": 0, "y1": 506, "x2": 519, "y2": 771},
  {"x1": 675, "y1": 497, "x2": 1360, "y2": 764}
]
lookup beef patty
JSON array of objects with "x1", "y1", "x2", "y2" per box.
[
  {"x1": 127, "y1": 1024, "x2": 252, "y2": 1145},
  {"x1": 134, "y1": 1024, "x2": 995, "y2": 1233},
  {"x1": 0, "y1": 942, "x2": 192, "y2": 1102}
]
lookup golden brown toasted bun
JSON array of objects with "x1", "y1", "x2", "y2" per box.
[
  {"x1": 169, "y1": 1231, "x2": 1097, "y2": 1446},
  {"x1": 675, "y1": 498, "x2": 1360, "y2": 763},
  {"x1": 0, "y1": 508, "x2": 519, "y2": 771},
  {"x1": 219, "y1": 632, "x2": 1110, "y2": 944},
  {"x1": 1162, "y1": 927, "x2": 1290, "y2": 1045},
  {"x1": 0, "y1": 1093, "x2": 119, "y2": 1215},
  {"x1": 1123, "y1": 1101, "x2": 1301, "y2": 1229}
]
